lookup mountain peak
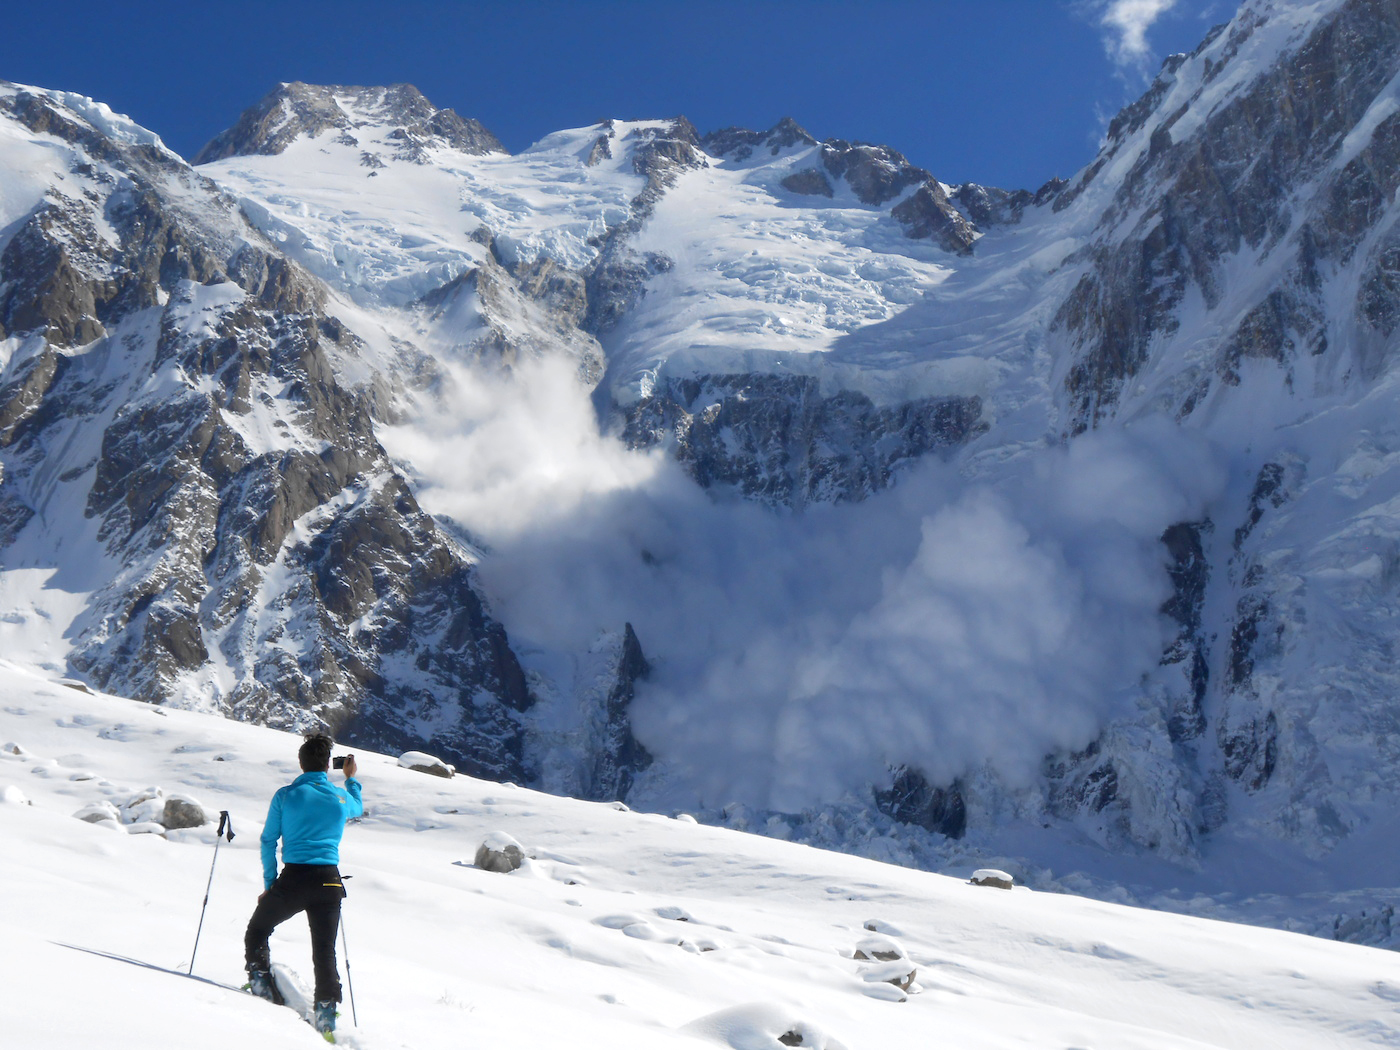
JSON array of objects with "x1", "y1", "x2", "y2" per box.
[
  {"x1": 194, "y1": 81, "x2": 504, "y2": 164},
  {"x1": 701, "y1": 117, "x2": 818, "y2": 161}
]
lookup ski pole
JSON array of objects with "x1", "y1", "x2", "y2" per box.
[
  {"x1": 340, "y1": 875, "x2": 358, "y2": 1026},
  {"x1": 189, "y1": 811, "x2": 235, "y2": 975}
]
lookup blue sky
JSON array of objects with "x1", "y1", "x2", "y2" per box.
[{"x1": 1, "y1": 0, "x2": 1231, "y2": 189}]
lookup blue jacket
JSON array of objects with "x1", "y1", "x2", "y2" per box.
[{"x1": 260, "y1": 771, "x2": 364, "y2": 889}]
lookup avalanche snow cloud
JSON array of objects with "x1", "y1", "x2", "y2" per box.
[{"x1": 385, "y1": 359, "x2": 1225, "y2": 811}]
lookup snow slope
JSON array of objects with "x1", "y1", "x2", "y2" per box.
[{"x1": 3, "y1": 662, "x2": 1400, "y2": 1050}]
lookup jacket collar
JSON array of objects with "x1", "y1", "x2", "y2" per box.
[{"x1": 292, "y1": 771, "x2": 330, "y2": 786}]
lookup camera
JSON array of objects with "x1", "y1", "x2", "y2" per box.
[{"x1": 332, "y1": 756, "x2": 347, "y2": 770}]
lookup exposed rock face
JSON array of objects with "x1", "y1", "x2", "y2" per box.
[
  {"x1": 578, "y1": 118, "x2": 704, "y2": 337},
  {"x1": 702, "y1": 117, "x2": 819, "y2": 161},
  {"x1": 951, "y1": 182, "x2": 1034, "y2": 227},
  {"x1": 891, "y1": 183, "x2": 978, "y2": 255},
  {"x1": 1055, "y1": 0, "x2": 1400, "y2": 429},
  {"x1": 781, "y1": 168, "x2": 834, "y2": 198},
  {"x1": 819, "y1": 139, "x2": 927, "y2": 206},
  {"x1": 704, "y1": 119, "x2": 986, "y2": 253},
  {"x1": 620, "y1": 374, "x2": 985, "y2": 506},
  {"x1": 585, "y1": 623, "x2": 654, "y2": 803},
  {"x1": 1159, "y1": 522, "x2": 1211, "y2": 745},
  {"x1": 416, "y1": 248, "x2": 604, "y2": 379},
  {"x1": 873, "y1": 767, "x2": 966, "y2": 839},
  {"x1": 0, "y1": 86, "x2": 532, "y2": 780},
  {"x1": 194, "y1": 82, "x2": 504, "y2": 163}
]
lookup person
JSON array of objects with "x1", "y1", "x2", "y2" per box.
[{"x1": 245, "y1": 733, "x2": 363, "y2": 1037}]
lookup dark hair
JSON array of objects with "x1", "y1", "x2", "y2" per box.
[{"x1": 299, "y1": 733, "x2": 333, "y2": 772}]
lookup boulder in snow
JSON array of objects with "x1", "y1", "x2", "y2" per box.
[
  {"x1": 121, "y1": 787, "x2": 165, "y2": 825},
  {"x1": 73, "y1": 801, "x2": 123, "y2": 829},
  {"x1": 162, "y1": 794, "x2": 207, "y2": 829},
  {"x1": 398, "y1": 751, "x2": 454, "y2": 778},
  {"x1": 860, "y1": 958, "x2": 917, "y2": 992},
  {"x1": 853, "y1": 933, "x2": 905, "y2": 962},
  {"x1": 969, "y1": 868, "x2": 1015, "y2": 890},
  {"x1": 475, "y1": 831, "x2": 525, "y2": 873}
]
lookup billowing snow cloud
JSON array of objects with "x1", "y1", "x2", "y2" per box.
[
  {"x1": 385, "y1": 357, "x2": 1225, "y2": 813},
  {"x1": 1098, "y1": 0, "x2": 1178, "y2": 67}
]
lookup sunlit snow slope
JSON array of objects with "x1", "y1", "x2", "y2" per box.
[{"x1": 3, "y1": 661, "x2": 1399, "y2": 1050}]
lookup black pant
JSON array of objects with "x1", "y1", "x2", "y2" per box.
[{"x1": 244, "y1": 863, "x2": 346, "y2": 1002}]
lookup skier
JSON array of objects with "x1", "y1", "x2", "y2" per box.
[{"x1": 245, "y1": 732, "x2": 363, "y2": 1038}]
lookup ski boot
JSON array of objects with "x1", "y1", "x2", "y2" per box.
[
  {"x1": 314, "y1": 1000, "x2": 337, "y2": 1042},
  {"x1": 247, "y1": 968, "x2": 280, "y2": 1004}
]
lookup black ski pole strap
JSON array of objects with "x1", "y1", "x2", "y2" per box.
[{"x1": 217, "y1": 811, "x2": 234, "y2": 842}]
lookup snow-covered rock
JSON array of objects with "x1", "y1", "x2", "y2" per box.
[
  {"x1": 121, "y1": 787, "x2": 165, "y2": 825},
  {"x1": 852, "y1": 933, "x2": 906, "y2": 961},
  {"x1": 161, "y1": 794, "x2": 207, "y2": 829},
  {"x1": 72, "y1": 800, "x2": 122, "y2": 828},
  {"x1": 474, "y1": 830, "x2": 525, "y2": 872},
  {"x1": 970, "y1": 869, "x2": 1015, "y2": 890},
  {"x1": 398, "y1": 751, "x2": 454, "y2": 778}
]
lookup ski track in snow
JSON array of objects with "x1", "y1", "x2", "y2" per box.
[{"x1": 2, "y1": 663, "x2": 1400, "y2": 1050}]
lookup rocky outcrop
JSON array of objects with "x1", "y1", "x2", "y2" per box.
[
  {"x1": 416, "y1": 249, "x2": 604, "y2": 379},
  {"x1": 891, "y1": 183, "x2": 978, "y2": 255},
  {"x1": 702, "y1": 117, "x2": 819, "y2": 161},
  {"x1": 704, "y1": 119, "x2": 980, "y2": 252},
  {"x1": 586, "y1": 623, "x2": 653, "y2": 803},
  {"x1": 781, "y1": 168, "x2": 834, "y2": 198},
  {"x1": 620, "y1": 374, "x2": 985, "y2": 506},
  {"x1": 1160, "y1": 521, "x2": 1211, "y2": 743},
  {"x1": 577, "y1": 118, "x2": 703, "y2": 336},
  {"x1": 1056, "y1": 0, "x2": 1400, "y2": 429},
  {"x1": 819, "y1": 139, "x2": 927, "y2": 206},
  {"x1": 951, "y1": 182, "x2": 1033, "y2": 227},
  {"x1": 873, "y1": 767, "x2": 966, "y2": 839},
  {"x1": 194, "y1": 82, "x2": 504, "y2": 163}
]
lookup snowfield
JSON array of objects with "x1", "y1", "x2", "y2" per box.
[{"x1": 3, "y1": 660, "x2": 1398, "y2": 1050}]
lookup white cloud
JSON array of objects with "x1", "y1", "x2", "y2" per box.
[{"x1": 1099, "y1": 0, "x2": 1178, "y2": 67}]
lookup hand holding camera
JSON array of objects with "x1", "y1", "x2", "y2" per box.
[{"x1": 333, "y1": 754, "x2": 357, "y2": 778}]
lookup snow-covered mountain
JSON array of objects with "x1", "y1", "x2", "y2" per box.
[
  {"x1": 5, "y1": 0, "x2": 1400, "y2": 947},
  {"x1": 5, "y1": 662, "x2": 1399, "y2": 1049}
]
